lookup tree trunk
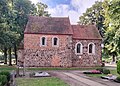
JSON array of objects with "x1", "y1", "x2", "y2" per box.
[
  {"x1": 4, "y1": 47, "x2": 7, "y2": 64},
  {"x1": 112, "y1": 54, "x2": 115, "y2": 62},
  {"x1": 8, "y1": 48, "x2": 12, "y2": 66},
  {"x1": 14, "y1": 44, "x2": 17, "y2": 65}
]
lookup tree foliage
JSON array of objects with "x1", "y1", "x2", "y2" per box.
[
  {"x1": 0, "y1": 0, "x2": 50, "y2": 65},
  {"x1": 78, "y1": 1, "x2": 105, "y2": 37},
  {"x1": 103, "y1": 0, "x2": 120, "y2": 60},
  {"x1": 117, "y1": 60, "x2": 120, "y2": 75},
  {"x1": 78, "y1": 0, "x2": 120, "y2": 60}
]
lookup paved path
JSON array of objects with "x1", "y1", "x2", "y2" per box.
[
  {"x1": 51, "y1": 71, "x2": 89, "y2": 86},
  {"x1": 63, "y1": 72, "x2": 106, "y2": 86},
  {"x1": 20, "y1": 70, "x2": 119, "y2": 86}
]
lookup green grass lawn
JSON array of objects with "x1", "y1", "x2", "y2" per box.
[
  {"x1": 16, "y1": 77, "x2": 69, "y2": 86},
  {"x1": 0, "y1": 65, "x2": 102, "y2": 71},
  {"x1": 87, "y1": 74, "x2": 107, "y2": 77},
  {"x1": 86, "y1": 70, "x2": 119, "y2": 78},
  {"x1": 27, "y1": 67, "x2": 102, "y2": 71},
  {"x1": 0, "y1": 65, "x2": 16, "y2": 71},
  {"x1": 110, "y1": 70, "x2": 119, "y2": 76}
]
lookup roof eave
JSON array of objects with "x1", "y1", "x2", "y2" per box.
[
  {"x1": 73, "y1": 37, "x2": 102, "y2": 40},
  {"x1": 24, "y1": 32, "x2": 73, "y2": 35}
]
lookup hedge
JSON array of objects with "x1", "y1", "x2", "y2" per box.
[{"x1": 0, "y1": 71, "x2": 10, "y2": 86}]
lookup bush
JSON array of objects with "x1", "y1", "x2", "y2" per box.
[
  {"x1": 116, "y1": 76, "x2": 120, "y2": 81},
  {"x1": 117, "y1": 60, "x2": 120, "y2": 75},
  {"x1": 103, "y1": 69, "x2": 110, "y2": 74},
  {"x1": 96, "y1": 68, "x2": 110, "y2": 74},
  {"x1": 96, "y1": 68, "x2": 104, "y2": 73},
  {"x1": 0, "y1": 71, "x2": 10, "y2": 81},
  {"x1": 0, "y1": 75, "x2": 7, "y2": 86}
]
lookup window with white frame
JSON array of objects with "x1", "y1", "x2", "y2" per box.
[
  {"x1": 40, "y1": 37, "x2": 46, "y2": 46},
  {"x1": 88, "y1": 43, "x2": 95, "y2": 54},
  {"x1": 75, "y1": 42, "x2": 83, "y2": 54},
  {"x1": 52, "y1": 37, "x2": 59, "y2": 47}
]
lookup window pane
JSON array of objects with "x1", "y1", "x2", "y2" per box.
[
  {"x1": 89, "y1": 44, "x2": 93, "y2": 53},
  {"x1": 77, "y1": 44, "x2": 81, "y2": 53},
  {"x1": 54, "y1": 38, "x2": 57, "y2": 45},
  {"x1": 42, "y1": 37, "x2": 45, "y2": 45}
]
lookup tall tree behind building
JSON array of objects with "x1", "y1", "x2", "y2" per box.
[{"x1": 78, "y1": 1, "x2": 105, "y2": 37}]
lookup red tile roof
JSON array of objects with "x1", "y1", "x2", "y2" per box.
[
  {"x1": 24, "y1": 16, "x2": 73, "y2": 35},
  {"x1": 72, "y1": 25, "x2": 102, "y2": 40},
  {"x1": 24, "y1": 16, "x2": 102, "y2": 40}
]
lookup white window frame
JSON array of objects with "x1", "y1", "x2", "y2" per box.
[
  {"x1": 40, "y1": 36, "x2": 47, "y2": 46},
  {"x1": 88, "y1": 42, "x2": 95, "y2": 55},
  {"x1": 75, "y1": 42, "x2": 83, "y2": 55},
  {"x1": 52, "y1": 37, "x2": 59, "y2": 47}
]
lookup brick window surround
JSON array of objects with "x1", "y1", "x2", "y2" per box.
[
  {"x1": 40, "y1": 36, "x2": 47, "y2": 46},
  {"x1": 75, "y1": 42, "x2": 83, "y2": 55},
  {"x1": 52, "y1": 37, "x2": 59, "y2": 47},
  {"x1": 88, "y1": 42, "x2": 95, "y2": 55}
]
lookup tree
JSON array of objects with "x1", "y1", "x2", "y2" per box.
[
  {"x1": 35, "y1": 2, "x2": 50, "y2": 17},
  {"x1": 0, "y1": 0, "x2": 10, "y2": 64},
  {"x1": 78, "y1": 1, "x2": 105, "y2": 37},
  {"x1": 103, "y1": 0, "x2": 120, "y2": 62},
  {"x1": 0, "y1": 0, "x2": 50, "y2": 65},
  {"x1": 12, "y1": 0, "x2": 50, "y2": 65}
]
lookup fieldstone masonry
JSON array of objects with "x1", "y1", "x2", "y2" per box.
[
  {"x1": 18, "y1": 34, "x2": 102, "y2": 67},
  {"x1": 72, "y1": 39, "x2": 102, "y2": 67},
  {"x1": 22, "y1": 34, "x2": 73, "y2": 67},
  {"x1": 17, "y1": 16, "x2": 102, "y2": 67}
]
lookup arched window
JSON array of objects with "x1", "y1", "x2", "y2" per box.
[
  {"x1": 53, "y1": 38, "x2": 58, "y2": 45},
  {"x1": 75, "y1": 42, "x2": 83, "y2": 54},
  {"x1": 52, "y1": 37, "x2": 59, "y2": 47},
  {"x1": 40, "y1": 37, "x2": 46, "y2": 46},
  {"x1": 88, "y1": 43, "x2": 95, "y2": 54}
]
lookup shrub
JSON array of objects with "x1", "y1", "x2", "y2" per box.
[
  {"x1": 103, "y1": 69, "x2": 110, "y2": 74},
  {"x1": 117, "y1": 60, "x2": 120, "y2": 75},
  {"x1": 116, "y1": 76, "x2": 120, "y2": 81},
  {"x1": 96, "y1": 68, "x2": 104, "y2": 73},
  {"x1": 0, "y1": 71, "x2": 10, "y2": 81},
  {"x1": 0, "y1": 75, "x2": 7, "y2": 86}
]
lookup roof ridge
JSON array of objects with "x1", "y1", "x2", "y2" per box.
[
  {"x1": 25, "y1": 16, "x2": 73, "y2": 34},
  {"x1": 28, "y1": 15, "x2": 69, "y2": 19},
  {"x1": 71, "y1": 24, "x2": 96, "y2": 26}
]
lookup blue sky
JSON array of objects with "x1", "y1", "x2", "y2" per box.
[{"x1": 30, "y1": 0, "x2": 102, "y2": 24}]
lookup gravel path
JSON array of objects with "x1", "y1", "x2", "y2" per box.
[
  {"x1": 70, "y1": 71, "x2": 120, "y2": 86},
  {"x1": 50, "y1": 71, "x2": 120, "y2": 86},
  {"x1": 18, "y1": 70, "x2": 119, "y2": 86},
  {"x1": 64, "y1": 72, "x2": 106, "y2": 86},
  {"x1": 50, "y1": 71, "x2": 89, "y2": 86}
]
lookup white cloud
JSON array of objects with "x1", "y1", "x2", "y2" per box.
[
  {"x1": 68, "y1": 10, "x2": 80, "y2": 24},
  {"x1": 30, "y1": 0, "x2": 102, "y2": 24},
  {"x1": 46, "y1": 4, "x2": 81, "y2": 24},
  {"x1": 30, "y1": 0, "x2": 46, "y2": 4},
  {"x1": 30, "y1": 0, "x2": 39, "y2": 4},
  {"x1": 70, "y1": 0, "x2": 97, "y2": 13},
  {"x1": 47, "y1": 4, "x2": 69, "y2": 17},
  {"x1": 46, "y1": 0, "x2": 99, "y2": 24}
]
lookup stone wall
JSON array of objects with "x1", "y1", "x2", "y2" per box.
[
  {"x1": 24, "y1": 34, "x2": 72, "y2": 67},
  {"x1": 18, "y1": 34, "x2": 102, "y2": 67},
  {"x1": 72, "y1": 39, "x2": 102, "y2": 67}
]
